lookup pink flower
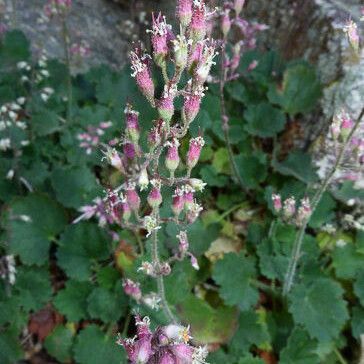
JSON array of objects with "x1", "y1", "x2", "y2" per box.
[
  {"x1": 148, "y1": 119, "x2": 164, "y2": 149},
  {"x1": 147, "y1": 13, "x2": 169, "y2": 66},
  {"x1": 125, "y1": 183, "x2": 141, "y2": 212},
  {"x1": 186, "y1": 136, "x2": 205, "y2": 171},
  {"x1": 247, "y1": 60, "x2": 258, "y2": 72},
  {"x1": 177, "y1": 0, "x2": 193, "y2": 27},
  {"x1": 190, "y1": 0, "x2": 207, "y2": 42},
  {"x1": 183, "y1": 83, "x2": 205, "y2": 124},
  {"x1": 234, "y1": 0, "x2": 245, "y2": 16},
  {"x1": 102, "y1": 146, "x2": 124, "y2": 171},
  {"x1": 157, "y1": 86, "x2": 176, "y2": 123},
  {"x1": 123, "y1": 141, "x2": 137, "y2": 160},
  {"x1": 221, "y1": 9, "x2": 231, "y2": 38},
  {"x1": 183, "y1": 185, "x2": 195, "y2": 211},
  {"x1": 296, "y1": 197, "x2": 312, "y2": 226},
  {"x1": 130, "y1": 49, "x2": 155, "y2": 105},
  {"x1": 124, "y1": 103, "x2": 140, "y2": 142},
  {"x1": 283, "y1": 197, "x2": 296, "y2": 219},
  {"x1": 147, "y1": 179, "x2": 163, "y2": 209},
  {"x1": 194, "y1": 40, "x2": 218, "y2": 85},
  {"x1": 123, "y1": 278, "x2": 142, "y2": 301},
  {"x1": 165, "y1": 138, "x2": 180, "y2": 174},
  {"x1": 272, "y1": 193, "x2": 282, "y2": 212},
  {"x1": 343, "y1": 20, "x2": 360, "y2": 52},
  {"x1": 172, "y1": 187, "x2": 185, "y2": 217}
]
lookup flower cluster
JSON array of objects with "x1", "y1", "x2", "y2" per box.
[
  {"x1": 117, "y1": 315, "x2": 208, "y2": 364},
  {"x1": 315, "y1": 108, "x2": 363, "y2": 191},
  {"x1": 44, "y1": 0, "x2": 72, "y2": 18},
  {"x1": 77, "y1": 121, "x2": 113, "y2": 155},
  {"x1": 272, "y1": 194, "x2": 312, "y2": 227},
  {"x1": 77, "y1": 3, "x2": 215, "y2": 343}
]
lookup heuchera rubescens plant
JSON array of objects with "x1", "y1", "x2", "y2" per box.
[{"x1": 76, "y1": 0, "x2": 216, "y2": 362}]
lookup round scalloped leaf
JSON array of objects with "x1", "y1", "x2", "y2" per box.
[
  {"x1": 279, "y1": 328, "x2": 320, "y2": 364},
  {"x1": 244, "y1": 102, "x2": 286, "y2": 138},
  {"x1": 0, "y1": 327, "x2": 23, "y2": 364},
  {"x1": 288, "y1": 279, "x2": 349, "y2": 342},
  {"x1": 5, "y1": 194, "x2": 66, "y2": 265},
  {"x1": 212, "y1": 253, "x2": 258, "y2": 310},
  {"x1": 73, "y1": 325, "x2": 124, "y2": 364},
  {"x1": 14, "y1": 266, "x2": 52, "y2": 312},
  {"x1": 57, "y1": 223, "x2": 109, "y2": 281},
  {"x1": 54, "y1": 280, "x2": 93, "y2": 322},
  {"x1": 87, "y1": 286, "x2": 126, "y2": 323},
  {"x1": 44, "y1": 325, "x2": 74, "y2": 363}
]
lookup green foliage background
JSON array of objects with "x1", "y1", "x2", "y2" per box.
[{"x1": 0, "y1": 30, "x2": 363, "y2": 364}]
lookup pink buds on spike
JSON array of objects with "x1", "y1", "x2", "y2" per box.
[
  {"x1": 147, "y1": 179, "x2": 163, "y2": 209},
  {"x1": 177, "y1": 0, "x2": 193, "y2": 28},
  {"x1": 147, "y1": 13, "x2": 169, "y2": 67},
  {"x1": 190, "y1": 0, "x2": 207, "y2": 42},
  {"x1": 165, "y1": 138, "x2": 180, "y2": 176},
  {"x1": 187, "y1": 136, "x2": 205, "y2": 172},
  {"x1": 125, "y1": 183, "x2": 141, "y2": 213},
  {"x1": 130, "y1": 49, "x2": 155, "y2": 105}
]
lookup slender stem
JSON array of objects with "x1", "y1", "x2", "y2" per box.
[
  {"x1": 333, "y1": 348, "x2": 347, "y2": 364},
  {"x1": 219, "y1": 42, "x2": 247, "y2": 191},
  {"x1": 282, "y1": 107, "x2": 364, "y2": 296},
  {"x1": 152, "y1": 211, "x2": 177, "y2": 324},
  {"x1": 61, "y1": 16, "x2": 73, "y2": 123},
  {"x1": 216, "y1": 201, "x2": 247, "y2": 223}
]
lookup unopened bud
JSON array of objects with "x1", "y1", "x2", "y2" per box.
[
  {"x1": 187, "y1": 136, "x2": 205, "y2": 171},
  {"x1": 283, "y1": 197, "x2": 296, "y2": 219},
  {"x1": 272, "y1": 193, "x2": 282, "y2": 212},
  {"x1": 221, "y1": 10, "x2": 231, "y2": 38},
  {"x1": 124, "y1": 103, "x2": 140, "y2": 143},
  {"x1": 125, "y1": 183, "x2": 141, "y2": 212},
  {"x1": 165, "y1": 139, "x2": 180, "y2": 174},
  {"x1": 147, "y1": 179, "x2": 163, "y2": 209},
  {"x1": 177, "y1": 0, "x2": 193, "y2": 28},
  {"x1": 138, "y1": 168, "x2": 149, "y2": 191},
  {"x1": 123, "y1": 278, "x2": 142, "y2": 301},
  {"x1": 234, "y1": 0, "x2": 245, "y2": 16}
]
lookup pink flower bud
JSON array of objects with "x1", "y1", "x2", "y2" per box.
[
  {"x1": 171, "y1": 343, "x2": 194, "y2": 361},
  {"x1": 234, "y1": 0, "x2": 245, "y2": 16},
  {"x1": 123, "y1": 278, "x2": 142, "y2": 301},
  {"x1": 157, "y1": 86, "x2": 176, "y2": 123},
  {"x1": 195, "y1": 41, "x2": 218, "y2": 85},
  {"x1": 148, "y1": 13, "x2": 169, "y2": 66},
  {"x1": 135, "y1": 315, "x2": 152, "y2": 339},
  {"x1": 124, "y1": 103, "x2": 140, "y2": 143},
  {"x1": 147, "y1": 179, "x2": 163, "y2": 209},
  {"x1": 173, "y1": 34, "x2": 192, "y2": 69},
  {"x1": 130, "y1": 49, "x2": 155, "y2": 105},
  {"x1": 187, "y1": 136, "x2": 205, "y2": 170},
  {"x1": 283, "y1": 197, "x2": 296, "y2": 220},
  {"x1": 183, "y1": 185, "x2": 195, "y2": 211},
  {"x1": 272, "y1": 193, "x2": 282, "y2": 212},
  {"x1": 230, "y1": 42, "x2": 243, "y2": 72},
  {"x1": 183, "y1": 83, "x2": 205, "y2": 124},
  {"x1": 296, "y1": 197, "x2": 312, "y2": 226},
  {"x1": 123, "y1": 141, "x2": 137, "y2": 160},
  {"x1": 177, "y1": 230, "x2": 189, "y2": 255},
  {"x1": 159, "y1": 351, "x2": 175, "y2": 364},
  {"x1": 188, "y1": 253, "x2": 199, "y2": 270},
  {"x1": 221, "y1": 9, "x2": 231, "y2": 38},
  {"x1": 159, "y1": 262, "x2": 171, "y2": 276},
  {"x1": 343, "y1": 20, "x2": 360, "y2": 53},
  {"x1": 119, "y1": 194, "x2": 131, "y2": 222},
  {"x1": 172, "y1": 187, "x2": 185, "y2": 217},
  {"x1": 247, "y1": 60, "x2": 258, "y2": 72},
  {"x1": 188, "y1": 41, "x2": 204, "y2": 71},
  {"x1": 102, "y1": 146, "x2": 124, "y2": 171},
  {"x1": 165, "y1": 138, "x2": 180, "y2": 173},
  {"x1": 125, "y1": 183, "x2": 141, "y2": 212},
  {"x1": 177, "y1": 0, "x2": 193, "y2": 27},
  {"x1": 190, "y1": 0, "x2": 207, "y2": 42}
]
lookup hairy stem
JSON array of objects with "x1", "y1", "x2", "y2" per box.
[
  {"x1": 61, "y1": 16, "x2": 73, "y2": 123},
  {"x1": 152, "y1": 212, "x2": 177, "y2": 323},
  {"x1": 283, "y1": 107, "x2": 364, "y2": 296},
  {"x1": 219, "y1": 42, "x2": 246, "y2": 191}
]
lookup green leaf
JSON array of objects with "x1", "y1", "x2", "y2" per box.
[
  {"x1": 57, "y1": 223, "x2": 109, "y2": 281},
  {"x1": 73, "y1": 325, "x2": 124, "y2": 364},
  {"x1": 51, "y1": 166, "x2": 101, "y2": 209},
  {"x1": 244, "y1": 103, "x2": 286, "y2": 137},
  {"x1": 212, "y1": 148, "x2": 230, "y2": 174},
  {"x1": 308, "y1": 192, "x2": 336, "y2": 228},
  {"x1": 44, "y1": 325, "x2": 74, "y2": 363},
  {"x1": 213, "y1": 253, "x2": 259, "y2": 310},
  {"x1": 268, "y1": 63, "x2": 321, "y2": 116},
  {"x1": 200, "y1": 165, "x2": 229, "y2": 187},
  {"x1": 229, "y1": 310, "x2": 271, "y2": 355},
  {"x1": 289, "y1": 279, "x2": 349, "y2": 342},
  {"x1": 0, "y1": 327, "x2": 23, "y2": 364},
  {"x1": 178, "y1": 295, "x2": 237, "y2": 345},
  {"x1": 5, "y1": 194, "x2": 66, "y2": 265},
  {"x1": 273, "y1": 151, "x2": 317, "y2": 184},
  {"x1": 31, "y1": 109, "x2": 61, "y2": 136},
  {"x1": 54, "y1": 280, "x2": 93, "y2": 322},
  {"x1": 352, "y1": 307, "x2": 364, "y2": 339},
  {"x1": 234, "y1": 154, "x2": 267, "y2": 189},
  {"x1": 97, "y1": 267, "x2": 120, "y2": 290},
  {"x1": 332, "y1": 244, "x2": 364, "y2": 280},
  {"x1": 87, "y1": 286, "x2": 125, "y2": 323},
  {"x1": 238, "y1": 355, "x2": 265, "y2": 364},
  {"x1": 280, "y1": 328, "x2": 320, "y2": 364},
  {"x1": 15, "y1": 266, "x2": 52, "y2": 312},
  {"x1": 354, "y1": 270, "x2": 364, "y2": 306},
  {"x1": 0, "y1": 30, "x2": 30, "y2": 66}
]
